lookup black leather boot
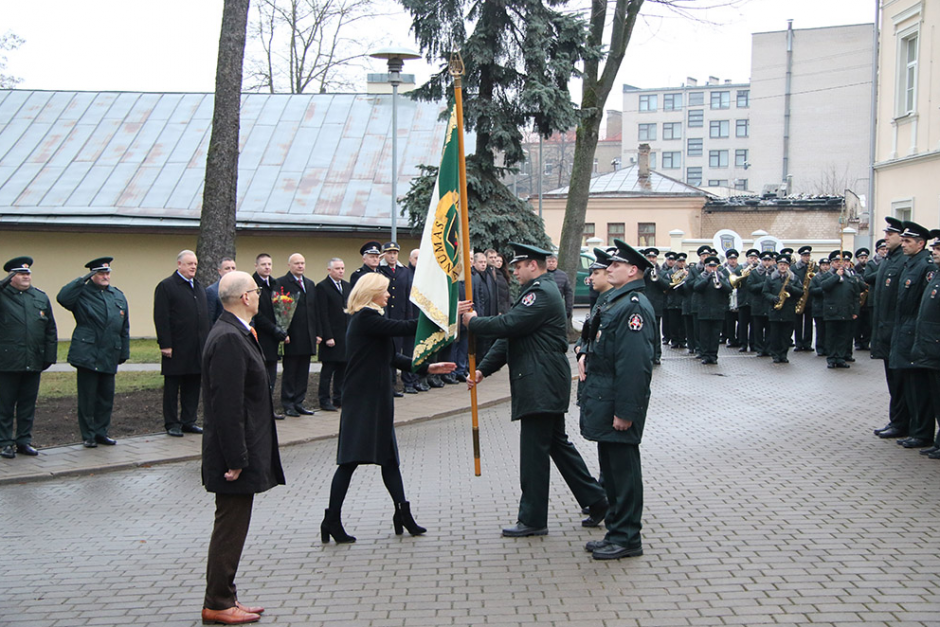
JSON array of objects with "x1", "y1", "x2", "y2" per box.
[
  {"x1": 393, "y1": 501, "x2": 427, "y2": 536},
  {"x1": 320, "y1": 508, "x2": 356, "y2": 544}
]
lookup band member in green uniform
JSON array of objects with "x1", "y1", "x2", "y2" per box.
[
  {"x1": 818, "y1": 250, "x2": 861, "y2": 368},
  {"x1": 693, "y1": 255, "x2": 732, "y2": 364},
  {"x1": 464, "y1": 243, "x2": 607, "y2": 538},
  {"x1": 762, "y1": 254, "x2": 803, "y2": 364}
]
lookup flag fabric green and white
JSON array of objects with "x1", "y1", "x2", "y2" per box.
[{"x1": 411, "y1": 107, "x2": 462, "y2": 368}]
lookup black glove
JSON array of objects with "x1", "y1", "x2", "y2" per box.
[
  {"x1": 0, "y1": 272, "x2": 14, "y2": 289},
  {"x1": 42, "y1": 362, "x2": 53, "y2": 371},
  {"x1": 274, "y1": 326, "x2": 288, "y2": 342}
]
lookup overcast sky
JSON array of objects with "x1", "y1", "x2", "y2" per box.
[{"x1": 1, "y1": 0, "x2": 876, "y2": 99}]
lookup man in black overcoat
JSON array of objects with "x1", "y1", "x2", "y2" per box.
[
  {"x1": 316, "y1": 258, "x2": 350, "y2": 411},
  {"x1": 153, "y1": 250, "x2": 209, "y2": 437},
  {"x1": 277, "y1": 253, "x2": 320, "y2": 416},
  {"x1": 201, "y1": 271, "x2": 284, "y2": 625},
  {"x1": 251, "y1": 253, "x2": 287, "y2": 419}
]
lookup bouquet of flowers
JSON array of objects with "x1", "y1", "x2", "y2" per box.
[{"x1": 272, "y1": 287, "x2": 297, "y2": 354}]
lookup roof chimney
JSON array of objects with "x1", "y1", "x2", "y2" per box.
[
  {"x1": 638, "y1": 143, "x2": 651, "y2": 181},
  {"x1": 687, "y1": 77, "x2": 698, "y2": 87},
  {"x1": 707, "y1": 75, "x2": 719, "y2": 85}
]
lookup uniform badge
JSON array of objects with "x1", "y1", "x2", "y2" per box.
[
  {"x1": 928, "y1": 271, "x2": 935, "y2": 283},
  {"x1": 120, "y1": 310, "x2": 125, "y2": 317},
  {"x1": 39, "y1": 310, "x2": 45, "y2": 318},
  {"x1": 521, "y1": 292, "x2": 537, "y2": 307},
  {"x1": 904, "y1": 279, "x2": 912, "y2": 288},
  {"x1": 595, "y1": 329, "x2": 602, "y2": 341},
  {"x1": 885, "y1": 278, "x2": 891, "y2": 287},
  {"x1": 932, "y1": 289, "x2": 937, "y2": 299},
  {"x1": 628, "y1": 313, "x2": 643, "y2": 331}
]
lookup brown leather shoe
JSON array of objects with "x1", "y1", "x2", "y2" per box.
[
  {"x1": 201, "y1": 606, "x2": 260, "y2": 624},
  {"x1": 235, "y1": 601, "x2": 264, "y2": 615}
]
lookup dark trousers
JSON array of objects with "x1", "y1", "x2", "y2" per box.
[
  {"x1": 517, "y1": 413, "x2": 605, "y2": 529},
  {"x1": 163, "y1": 373, "x2": 201, "y2": 430},
  {"x1": 667, "y1": 309, "x2": 685, "y2": 346},
  {"x1": 794, "y1": 311, "x2": 814, "y2": 349},
  {"x1": 204, "y1": 493, "x2": 254, "y2": 611},
  {"x1": 883, "y1": 361, "x2": 909, "y2": 432},
  {"x1": 698, "y1": 318, "x2": 722, "y2": 361},
  {"x1": 930, "y1": 371, "x2": 940, "y2": 446},
  {"x1": 721, "y1": 310, "x2": 737, "y2": 344},
  {"x1": 597, "y1": 441, "x2": 643, "y2": 548},
  {"x1": 813, "y1": 317, "x2": 827, "y2": 355},
  {"x1": 903, "y1": 368, "x2": 935, "y2": 442},
  {"x1": 691, "y1": 314, "x2": 701, "y2": 352},
  {"x1": 825, "y1": 320, "x2": 853, "y2": 365},
  {"x1": 653, "y1": 316, "x2": 662, "y2": 362},
  {"x1": 737, "y1": 306, "x2": 752, "y2": 350},
  {"x1": 855, "y1": 307, "x2": 872, "y2": 348},
  {"x1": 751, "y1": 315, "x2": 768, "y2": 354},
  {"x1": 661, "y1": 310, "x2": 671, "y2": 344},
  {"x1": 264, "y1": 360, "x2": 277, "y2": 394},
  {"x1": 767, "y1": 320, "x2": 794, "y2": 361},
  {"x1": 328, "y1": 460, "x2": 406, "y2": 513},
  {"x1": 0, "y1": 371, "x2": 41, "y2": 447},
  {"x1": 319, "y1": 361, "x2": 346, "y2": 406},
  {"x1": 281, "y1": 354, "x2": 311, "y2": 410},
  {"x1": 76, "y1": 367, "x2": 115, "y2": 441}
]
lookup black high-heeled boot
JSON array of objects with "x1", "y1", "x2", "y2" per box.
[
  {"x1": 320, "y1": 508, "x2": 356, "y2": 544},
  {"x1": 393, "y1": 501, "x2": 427, "y2": 536}
]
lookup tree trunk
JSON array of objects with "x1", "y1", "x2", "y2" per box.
[{"x1": 196, "y1": 0, "x2": 251, "y2": 287}]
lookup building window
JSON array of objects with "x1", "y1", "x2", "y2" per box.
[
  {"x1": 736, "y1": 90, "x2": 750, "y2": 108},
  {"x1": 638, "y1": 123, "x2": 657, "y2": 141},
  {"x1": 709, "y1": 120, "x2": 729, "y2": 138},
  {"x1": 639, "y1": 94, "x2": 658, "y2": 112},
  {"x1": 736, "y1": 119, "x2": 749, "y2": 137},
  {"x1": 898, "y1": 31, "x2": 919, "y2": 116},
  {"x1": 734, "y1": 179, "x2": 748, "y2": 191},
  {"x1": 708, "y1": 179, "x2": 729, "y2": 187},
  {"x1": 735, "y1": 149, "x2": 748, "y2": 167},
  {"x1": 892, "y1": 199, "x2": 913, "y2": 223},
  {"x1": 709, "y1": 150, "x2": 729, "y2": 168},
  {"x1": 607, "y1": 222, "x2": 625, "y2": 246},
  {"x1": 687, "y1": 137, "x2": 703, "y2": 156},
  {"x1": 663, "y1": 122, "x2": 681, "y2": 140},
  {"x1": 689, "y1": 91, "x2": 704, "y2": 106},
  {"x1": 688, "y1": 109, "x2": 703, "y2": 127},
  {"x1": 662, "y1": 151, "x2": 681, "y2": 169},
  {"x1": 710, "y1": 91, "x2": 730, "y2": 109},
  {"x1": 638, "y1": 223, "x2": 656, "y2": 248},
  {"x1": 687, "y1": 167, "x2": 702, "y2": 186},
  {"x1": 664, "y1": 93, "x2": 683, "y2": 111},
  {"x1": 583, "y1": 222, "x2": 595, "y2": 245}
]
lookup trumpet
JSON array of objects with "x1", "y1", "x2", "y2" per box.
[
  {"x1": 650, "y1": 265, "x2": 658, "y2": 282},
  {"x1": 712, "y1": 268, "x2": 722, "y2": 289}
]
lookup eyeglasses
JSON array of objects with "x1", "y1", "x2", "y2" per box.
[{"x1": 243, "y1": 287, "x2": 263, "y2": 297}]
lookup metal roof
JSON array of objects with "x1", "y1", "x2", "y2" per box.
[
  {"x1": 0, "y1": 90, "x2": 452, "y2": 231},
  {"x1": 544, "y1": 164, "x2": 709, "y2": 198}
]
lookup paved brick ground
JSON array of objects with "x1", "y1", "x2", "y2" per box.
[{"x1": 1, "y1": 345, "x2": 939, "y2": 626}]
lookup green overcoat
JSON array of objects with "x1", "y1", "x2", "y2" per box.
[{"x1": 57, "y1": 277, "x2": 130, "y2": 374}]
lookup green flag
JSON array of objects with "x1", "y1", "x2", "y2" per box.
[{"x1": 411, "y1": 107, "x2": 461, "y2": 368}]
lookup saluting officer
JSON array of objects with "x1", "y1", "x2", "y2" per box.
[
  {"x1": 57, "y1": 257, "x2": 130, "y2": 448},
  {"x1": 349, "y1": 241, "x2": 382, "y2": 288},
  {"x1": 693, "y1": 255, "x2": 732, "y2": 365},
  {"x1": 0, "y1": 257, "x2": 57, "y2": 459},
  {"x1": 579, "y1": 240, "x2": 654, "y2": 560},
  {"x1": 463, "y1": 243, "x2": 607, "y2": 538},
  {"x1": 818, "y1": 250, "x2": 861, "y2": 368}
]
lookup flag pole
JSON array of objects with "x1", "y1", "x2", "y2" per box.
[{"x1": 449, "y1": 51, "x2": 481, "y2": 477}]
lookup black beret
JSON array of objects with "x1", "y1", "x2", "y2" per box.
[
  {"x1": 509, "y1": 242, "x2": 552, "y2": 264},
  {"x1": 798, "y1": 245, "x2": 812, "y2": 255},
  {"x1": 611, "y1": 239, "x2": 653, "y2": 270},
  {"x1": 382, "y1": 241, "x2": 401, "y2": 252},
  {"x1": 360, "y1": 241, "x2": 382, "y2": 256},
  {"x1": 901, "y1": 220, "x2": 930, "y2": 240},
  {"x1": 884, "y1": 216, "x2": 903, "y2": 233},
  {"x1": 85, "y1": 257, "x2": 113, "y2": 272},
  {"x1": 3, "y1": 256, "x2": 33, "y2": 273},
  {"x1": 696, "y1": 245, "x2": 711, "y2": 256}
]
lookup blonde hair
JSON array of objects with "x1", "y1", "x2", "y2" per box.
[{"x1": 346, "y1": 273, "x2": 390, "y2": 314}]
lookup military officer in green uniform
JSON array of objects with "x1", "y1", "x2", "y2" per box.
[
  {"x1": 57, "y1": 257, "x2": 130, "y2": 448},
  {"x1": 911, "y1": 231, "x2": 940, "y2": 458},
  {"x1": 0, "y1": 257, "x2": 57, "y2": 459},
  {"x1": 463, "y1": 243, "x2": 607, "y2": 538},
  {"x1": 579, "y1": 239, "x2": 654, "y2": 560}
]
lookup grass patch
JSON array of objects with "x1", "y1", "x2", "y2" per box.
[
  {"x1": 57, "y1": 338, "x2": 162, "y2": 364},
  {"x1": 40, "y1": 371, "x2": 164, "y2": 399}
]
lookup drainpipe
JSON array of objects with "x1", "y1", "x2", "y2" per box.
[
  {"x1": 782, "y1": 20, "x2": 794, "y2": 187},
  {"x1": 867, "y1": 0, "x2": 880, "y2": 248}
]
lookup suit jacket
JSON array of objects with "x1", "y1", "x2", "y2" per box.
[
  {"x1": 316, "y1": 276, "x2": 350, "y2": 362},
  {"x1": 205, "y1": 280, "x2": 223, "y2": 323},
  {"x1": 153, "y1": 272, "x2": 210, "y2": 376},
  {"x1": 276, "y1": 272, "x2": 320, "y2": 356},
  {"x1": 252, "y1": 272, "x2": 287, "y2": 363},
  {"x1": 201, "y1": 311, "x2": 285, "y2": 495}
]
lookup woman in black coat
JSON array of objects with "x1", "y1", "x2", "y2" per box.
[{"x1": 321, "y1": 273, "x2": 455, "y2": 544}]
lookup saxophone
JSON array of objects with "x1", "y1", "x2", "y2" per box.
[
  {"x1": 794, "y1": 260, "x2": 816, "y2": 314},
  {"x1": 773, "y1": 272, "x2": 791, "y2": 311}
]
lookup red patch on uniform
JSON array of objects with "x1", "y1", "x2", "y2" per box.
[{"x1": 628, "y1": 313, "x2": 644, "y2": 331}]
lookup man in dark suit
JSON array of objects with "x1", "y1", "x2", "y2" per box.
[
  {"x1": 316, "y1": 258, "x2": 349, "y2": 411},
  {"x1": 201, "y1": 271, "x2": 285, "y2": 626},
  {"x1": 251, "y1": 253, "x2": 287, "y2": 419},
  {"x1": 205, "y1": 257, "x2": 237, "y2": 324},
  {"x1": 154, "y1": 250, "x2": 210, "y2": 437},
  {"x1": 277, "y1": 253, "x2": 320, "y2": 417}
]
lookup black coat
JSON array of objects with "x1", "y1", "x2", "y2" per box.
[
  {"x1": 336, "y1": 308, "x2": 424, "y2": 465},
  {"x1": 153, "y1": 272, "x2": 209, "y2": 376},
  {"x1": 912, "y1": 269, "x2": 940, "y2": 370},
  {"x1": 378, "y1": 262, "x2": 414, "y2": 320},
  {"x1": 889, "y1": 249, "x2": 935, "y2": 370},
  {"x1": 546, "y1": 269, "x2": 574, "y2": 317},
  {"x1": 471, "y1": 267, "x2": 497, "y2": 317},
  {"x1": 642, "y1": 266, "x2": 670, "y2": 317},
  {"x1": 692, "y1": 269, "x2": 732, "y2": 320},
  {"x1": 870, "y1": 246, "x2": 906, "y2": 360},
  {"x1": 349, "y1": 264, "x2": 379, "y2": 288},
  {"x1": 276, "y1": 272, "x2": 320, "y2": 356},
  {"x1": 316, "y1": 276, "x2": 350, "y2": 362},
  {"x1": 251, "y1": 273, "x2": 287, "y2": 363},
  {"x1": 818, "y1": 270, "x2": 861, "y2": 321},
  {"x1": 201, "y1": 311, "x2": 285, "y2": 495},
  {"x1": 747, "y1": 267, "x2": 772, "y2": 317},
  {"x1": 492, "y1": 268, "x2": 511, "y2": 314},
  {"x1": 763, "y1": 269, "x2": 803, "y2": 322}
]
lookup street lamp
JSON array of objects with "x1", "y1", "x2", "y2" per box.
[{"x1": 370, "y1": 47, "x2": 421, "y2": 243}]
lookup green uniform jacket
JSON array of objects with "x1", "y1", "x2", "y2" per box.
[
  {"x1": 579, "y1": 279, "x2": 654, "y2": 445},
  {"x1": 808, "y1": 270, "x2": 828, "y2": 313},
  {"x1": 763, "y1": 269, "x2": 803, "y2": 322},
  {"x1": 869, "y1": 246, "x2": 906, "y2": 360},
  {"x1": 692, "y1": 269, "x2": 732, "y2": 320},
  {"x1": 470, "y1": 275, "x2": 569, "y2": 421},
  {"x1": 0, "y1": 284, "x2": 57, "y2": 372},
  {"x1": 818, "y1": 270, "x2": 861, "y2": 321},
  {"x1": 747, "y1": 268, "x2": 771, "y2": 317},
  {"x1": 688, "y1": 263, "x2": 704, "y2": 313},
  {"x1": 889, "y1": 249, "x2": 935, "y2": 370},
  {"x1": 57, "y1": 277, "x2": 130, "y2": 374},
  {"x1": 911, "y1": 269, "x2": 940, "y2": 371},
  {"x1": 642, "y1": 266, "x2": 669, "y2": 317}
]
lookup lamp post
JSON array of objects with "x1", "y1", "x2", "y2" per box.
[{"x1": 370, "y1": 47, "x2": 421, "y2": 243}]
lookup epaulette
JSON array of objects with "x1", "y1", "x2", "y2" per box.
[
  {"x1": 33, "y1": 287, "x2": 46, "y2": 294},
  {"x1": 631, "y1": 294, "x2": 639, "y2": 302},
  {"x1": 532, "y1": 280, "x2": 540, "y2": 286}
]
